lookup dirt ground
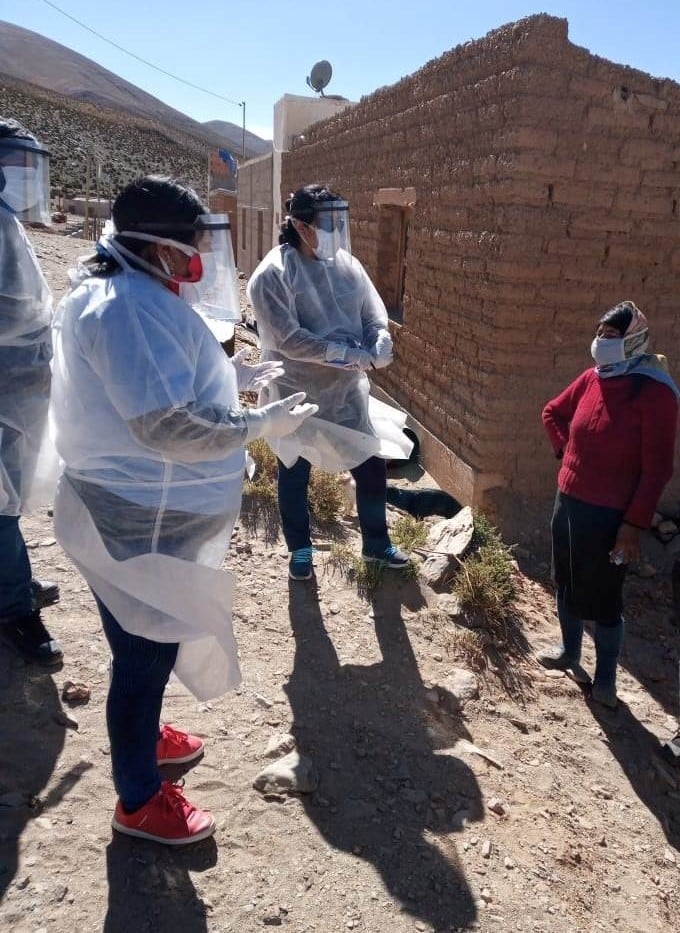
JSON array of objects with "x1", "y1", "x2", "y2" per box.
[{"x1": 0, "y1": 230, "x2": 679, "y2": 933}]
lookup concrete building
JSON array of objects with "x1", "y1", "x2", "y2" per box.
[{"x1": 279, "y1": 14, "x2": 680, "y2": 533}]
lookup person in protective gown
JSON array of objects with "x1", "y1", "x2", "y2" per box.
[
  {"x1": 0, "y1": 117, "x2": 61, "y2": 665},
  {"x1": 50, "y1": 175, "x2": 316, "y2": 845},
  {"x1": 247, "y1": 184, "x2": 413, "y2": 580}
]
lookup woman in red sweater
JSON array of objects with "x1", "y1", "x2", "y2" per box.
[{"x1": 540, "y1": 301, "x2": 679, "y2": 708}]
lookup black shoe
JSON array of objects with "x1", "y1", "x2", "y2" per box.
[
  {"x1": 31, "y1": 578, "x2": 60, "y2": 611},
  {"x1": 1, "y1": 610, "x2": 63, "y2": 665}
]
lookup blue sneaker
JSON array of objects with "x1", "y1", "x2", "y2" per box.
[
  {"x1": 361, "y1": 544, "x2": 410, "y2": 569},
  {"x1": 289, "y1": 546, "x2": 314, "y2": 580}
]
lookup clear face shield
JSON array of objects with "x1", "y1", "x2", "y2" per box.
[
  {"x1": 112, "y1": 213, "x2": 240, "y2": 331},
  {"x1": 0, "y1": 137, "x2": 51, "y2": 225},
  {"x1": 311, "y1": 200, "x2": 350, "y2": 260}
]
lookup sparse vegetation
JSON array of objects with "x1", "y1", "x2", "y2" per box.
[
  {"x1": 327, "y1": 541, "x2": 417, "y2": 597},
  {"x1": 391, "y1": 514, "x2": 428, "y2": 553},
  {"x1": 450, "y1": 511, "x2": 518, "y2": 643},
  {"x1": 308, "y1": 470, "x2": 345, "y2": 526}
]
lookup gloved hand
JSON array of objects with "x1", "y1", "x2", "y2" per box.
[
  {"x1": 325, "y1": 341, "x2": 374, "y2": 371},
  {"x1": 244, "y1": 392, "x2": 319, "y2": 440},
  {"x1": 369, "y1": 329, "x2": 393, "y2": 369},
  {"x1": 232, "y1": 347, "x2": 284, "y2": 392}
]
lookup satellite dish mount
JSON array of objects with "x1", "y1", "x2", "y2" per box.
[{"x1": 306, "y1": 60, "x2": 333, "y2": 96}]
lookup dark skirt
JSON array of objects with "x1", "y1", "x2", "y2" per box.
[{"x1": 551, "y1": 490, "x2": 627, "y2": 625}]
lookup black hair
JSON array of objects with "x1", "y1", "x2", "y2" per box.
[
  {"x1": 87, "y1": 175, "x2": 207, "y2": 276},
  {"x1": 0, "y1": 117, "x2": 38, "y2": 145},
  {"x1": 278, "y1": 183, "x2": 343, "y2": 248},
  {"x1": 599, "y1": 300, "x2": 639, "y2": 335}
]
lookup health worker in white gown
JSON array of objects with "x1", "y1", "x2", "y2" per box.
[
  {"x1": 50, "y1": 175, "x2": 316, "y2": 846},
  {"x1": 0, "y1": 117, "x2": 62, "y2": 665},
  {"x1": 247, "y1": 184, "x2": 413, "y2": 582}
]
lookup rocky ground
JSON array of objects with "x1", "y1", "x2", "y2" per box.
[{"x1": 0, "y1": 231, "x2": 678, "y2": 933}]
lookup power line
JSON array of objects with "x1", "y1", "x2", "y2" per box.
[{"x1": 39, "y1": 0, "x2": 244, "y2": 110}]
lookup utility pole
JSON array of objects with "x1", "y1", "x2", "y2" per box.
[{"x1": 241, "y1": 100, "x2": 246, "y2": 161}]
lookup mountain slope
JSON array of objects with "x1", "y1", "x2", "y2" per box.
[
  {"x1": 0, "y1": 20, "x2": 268, "y2": 159},
  {"x1": 203, "y1": 119, "x2": 271, "y2": 157}
]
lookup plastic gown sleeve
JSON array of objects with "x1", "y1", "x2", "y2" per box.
[
  {"x1": 127, "y1": 402, "x2": 248, "y2": 464},
  {"x1": 358, "y1": 265, "x2": 390, "y2": 350},
  {"x1": 248, "y1": 267, "x2": 336, "y2": 364}
]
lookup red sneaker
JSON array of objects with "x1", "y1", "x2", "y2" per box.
[
  {"x1": 157, "y1": 724, "x2": 205, "y2": 765},
  {"x1": 112, "y1": 781, "x2": 215, "y2": 845}
]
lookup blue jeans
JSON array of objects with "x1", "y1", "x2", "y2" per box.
[
  {"x1": 94, "y1": 594, "x2": 178, "y2": 812},
  {"x1": 277, "y1": 456, "x2": 391, "y2": 555},
  {"x1": 0, "y1": 515, "x2": 32, "y2": 619}
]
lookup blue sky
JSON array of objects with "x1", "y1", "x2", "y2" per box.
[{"x1": 2, "y1": 0, "x2": 680, "y2": 141}]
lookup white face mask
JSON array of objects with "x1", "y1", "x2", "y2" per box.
[
  {"x1": 0, "y1": 165, "x2": 41, "y2": 212},
  {"x1": 313, "y1": 228, "x2": 337, "y2": 261},
  {"x1": 591, "y1": 337, "x2": 625, "y2": 367},
  {"x1": 591, "y1": 328, "x2": 649, "y2": 367}
]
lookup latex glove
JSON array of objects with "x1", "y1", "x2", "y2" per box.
[
  {"x1": 370, "y1": 329, "x2": 394, "y2": 369},
  {"x1": 325, "y1": 342, "x2": 374, "y2": 371},
  {"x1": 232, "y1": 347, "x2": 284, "y2": 392},
  {"x1": 244, "y1": 392, "x2": 319, "y2": 440}
]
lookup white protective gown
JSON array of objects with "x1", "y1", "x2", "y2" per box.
[
  {"x1": 0, "y1": 211, "x2": 58, "y2": 515},
  {"x1": 51, "y1": 260, "x2": 247, "y2": 700},
  {"x1": 247, "y1": 245, "x2": 412, "y2": 471}
]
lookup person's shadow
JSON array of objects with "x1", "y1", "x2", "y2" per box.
[
  {"x1": 0, "y1": 647, "x2": 67, "y2": 901},
  {"x1": 286, "y1": 576, "x2": 483, "y2": 930},
  {"x1": 104, "y1": 833, "x2": 217, "y2": 932}
]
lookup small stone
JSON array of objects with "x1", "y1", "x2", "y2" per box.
[
  {"x1": 16, "y1": 876, "x2": 30, "y2": 889},
  {"x1": 487, "y1": 797, "x2": 506, "y2": 816},
  {"x1": 254, "y1": 694, "x2": 274, "y2": 709},
  {"x1": 329, "y1": 604, "x2": 341, "y2": 615},
  {"x1": 482, "y1": 840, "x2": 492, "y2": 859},
  {"x1": 663, "y1": 848, "x2": 676, "y2": 865},
  {"x1": 480, "y1": 888, "x2": 492, "y2": 903},
  {"x1": 253, "y1": 751, "x2": 318, "y2": 796},
  {"x1": 441, "y1": 668, "x2": 479, "y2": 710},
  {"x1": 39, "y1": 538, "x2": 57, "y2": 547},
  {"x1": 262, "y1": 914, "x2": 282, "y2": 926},
  {"x1": 61, "y1": 681, "x2": 91, "y2": 704},
  {"x1": 415, "y1": 923, "x2": 428, "y2": 931},
  {"x1": 264, "y1": 733, "x2": 297, "y2": 759},
  {"x1": 504, "y1": 856, "x2": 515, "y2": 869}
]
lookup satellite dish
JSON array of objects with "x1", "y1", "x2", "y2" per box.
[{"x1": 306, "y1": 60, "x2": 332, "y2": 96}]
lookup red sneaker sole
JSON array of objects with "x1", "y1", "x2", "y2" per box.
[{"x1": 111, "y1": 815, "x2": 216, "y2": 845}]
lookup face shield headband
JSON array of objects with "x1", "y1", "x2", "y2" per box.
[
  {"x1": 101, "y1": 214, "x2": 240, "y2": 323},
  {"x1": 0, "y1": 137, "x2": 51, "y2": 225}
]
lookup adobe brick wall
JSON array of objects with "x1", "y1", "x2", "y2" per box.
[{"x1": 280, "y1": 14, "x2": 680, "y2": 533}]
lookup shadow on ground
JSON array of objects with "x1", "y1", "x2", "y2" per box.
[
  {"x1": 0, "y1": 647, "x2": 66, "y2": 901},
  {"x1": 286, "y1": 575, "x2": 483, "y2": 931},
  {"x1": 587, "y1": 698, "x2": 680, "y2": 853},
  {"x1": 104, "y1": 833, "x2": 217, "y2": 932}
]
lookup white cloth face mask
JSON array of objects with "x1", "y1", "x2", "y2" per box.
[
  {"x1": 1, "y1": 166, "x2": 41, "y2": 212},
  {"x1": 591, "y1": 337, "x2": 626, "y2": 366}
]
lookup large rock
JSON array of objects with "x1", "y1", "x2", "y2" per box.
[
  {"x1": 421, "y1": 507, "x2": 475, "y2": 589},
  {"x1": 253, "y1": 751, "x2": 318, "y2": 796}
]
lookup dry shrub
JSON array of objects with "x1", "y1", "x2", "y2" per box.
[
  {"x1": 451, "y1": 512, "x2": 517, "y2": 643},
  {"x1": 391, "y1": 514, "x2": 428, "y2": 553},
  {"x1": 309, "y1": 469, "x2": 344, "y2": 526},
  {"x1": 448, "y1": 627, "x2": 488, "y2": 671}
]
